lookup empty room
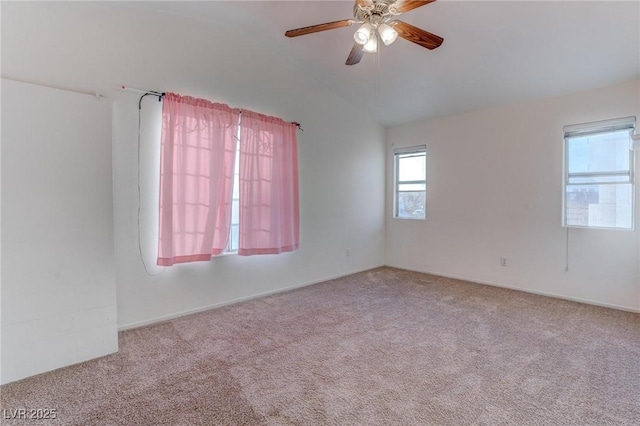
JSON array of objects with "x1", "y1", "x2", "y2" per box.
[{"x1": 1, "y1": 1, "x2": 639, "y2": 424}]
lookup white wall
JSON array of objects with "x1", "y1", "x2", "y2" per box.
[
  {"x1": 1, "y1": 2, "x2": 386, "y2": 331},
  {"x1": 0, "y1": 4, "x2": 4, "y2": 380},
  {"x1": 386, "y1": 79, "x2": 640, "y2": 312},
  {"x1": 113, "y1": 83, "x2": 386, "y2": 328},
  {"x1": 1, "y1": 79, "x2": 118, "y2": 384},
  {"x1": 4, "y1": 2, "x2": 636, "y2": 388},
  {"x1": 105, "y1": 7, "x2": 386, "y2": 329}
]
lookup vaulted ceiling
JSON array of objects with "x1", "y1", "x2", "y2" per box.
[
  {"x1": 137, "y1": 1, "x2": 640, "y2": 126},
  {"x1": 4, "y1": 1, "x2": 639, "y2": 127}
]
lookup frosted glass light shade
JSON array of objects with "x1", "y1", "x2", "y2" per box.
[
  {"x1": 363, "y1": 34, "x2": 378, "y2": 52},
  {"x1": 378, "y1": 23, "x2": 398, "y2": 45},
  {"x1": 354, "y1": 23, "x2": 372, "y2": 45}
]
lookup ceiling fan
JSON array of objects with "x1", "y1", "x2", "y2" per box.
[{"x1": 285, "y1": 0, "x2": 443, "y2": 66}]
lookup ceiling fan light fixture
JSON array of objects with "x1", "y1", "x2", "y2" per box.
[
  {"x1": 378, "y1": 23, "x2": 398, "y2": 45},
  {"x1": 284, "y1": 0, "x2": 444, "y2": 66},
  {"x1": 354, "y1": 23, "x2": 372, "y2": 45},
  {"x1": 363, "y1": 34, "x2": 378, "y2": 53}
]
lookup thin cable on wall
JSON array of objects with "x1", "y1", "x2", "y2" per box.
[{"x1": 137, "y1": 91, "x2": 165, "y2": 277}]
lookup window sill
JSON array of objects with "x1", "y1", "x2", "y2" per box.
[{"x1": 215, "y1": 251, "x2": 238, "y2": 257}]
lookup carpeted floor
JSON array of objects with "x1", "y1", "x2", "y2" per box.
[{"x1": 1, "y1": 267, "x2": 639, "y2": 425}]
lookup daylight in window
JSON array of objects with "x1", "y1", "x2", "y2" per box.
[
  {"x1": 563, "y1": 118, "x2": 635, "y2": 230},
  {"x1": 394, "y1": 146, "x2": 426, "y2": 219}
]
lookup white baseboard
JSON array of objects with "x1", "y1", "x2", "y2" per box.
[
  {"x1": 385, "y1": 263, "x2": 640, "y2": 314},
  {"x1": 120, "y1": 262, "x2": 638, "y2": 331},
  {"x1": 118, "y1": 264, "x2": 385, "y2": 331}
]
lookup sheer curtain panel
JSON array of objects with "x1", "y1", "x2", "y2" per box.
[
  {"x1": 238, "y1": 111, "x2": 299, "y2": 256},
  {"x1": 157, "y1": 93, "x2": 240, "y2": 266}
]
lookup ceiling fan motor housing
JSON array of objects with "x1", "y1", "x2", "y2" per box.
[
  {"x1": 285, "y1": 0, "x2": 443, "y2": 66},
  {"x1": 354, "y1": 0, "x2": 401, "y2": 27}
]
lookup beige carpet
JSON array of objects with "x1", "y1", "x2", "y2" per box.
[{"x1": 1, "y1": 267, "x2": 639, "y2": 425}]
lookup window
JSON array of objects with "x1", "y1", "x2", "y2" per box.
[
  {"x1": 394, "y1": 145, "x2": 426, "y2": 219},
  {"x1": 228, "y1": 136, "x2": 240, "y2": 252},
  {"x1": 563, "y1": 116, "x2": 635, "y2": 230},
  {"x1": 158, "y1": 93, "x2": 299, "y2": 266}
]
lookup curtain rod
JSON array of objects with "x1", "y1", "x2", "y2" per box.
[
  {"x1": 2, "y1": 76, "x2": 105, "y2": 99},
  {"x1": 121, "y1": 86, "x2": 165, "y2": 110},
  {"x1": 121, "y1": 86, "x2": 165, "y2": 111},
  {"x1": 121, "y1": 85, "x2": 165, "y2": 97},
  {"x1": 239, "y1": 109, "x2": 303, "y2": 131},
  {"x1": 238, "y1": 109, "x2": 303, "y2": 131},
  {"x1": 122, "y1": 85, "x2": 303, "y2": 131}
]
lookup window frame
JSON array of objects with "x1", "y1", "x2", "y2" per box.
[
  {"x1": 394, "y1": 145, "x2": 427, "y2": 220},
  {"x1": 562, "y1": 116, "x2": 636, "y2": 230},
  {"x1": 226, "y1": 123, "x2": 242, "y2": 253}
]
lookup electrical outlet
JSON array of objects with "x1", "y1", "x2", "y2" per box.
[{"x1": 500, "y1": 257, "x2": 507, "y2": 267}]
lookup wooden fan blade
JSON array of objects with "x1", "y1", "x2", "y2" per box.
[
  {"x1": 285, "y1": 19, "x2": 354, "y2": 37},
  {"x1": 346, "y1": 43, "x2": 364, "y2": 66},
  {"x1": 392, "y1": 21, "x2": 443, "y2": 50},
  {"x1": 356, "y1": 0, "x2": 373, "y2": 7},
  {"x1": 394, "y1": 0, "x2": 437, "y2": 14}
]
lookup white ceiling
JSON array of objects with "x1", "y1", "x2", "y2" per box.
[
  {"x1": 134, "y1": 0, "x2": 640, "y2": 126},
  {"x1": 3, "y1": 1, "x2": 639, "y2": 127}
]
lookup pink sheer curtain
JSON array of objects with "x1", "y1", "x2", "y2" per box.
[
  {"x1": 157, "y1": 93, "x2": 240, "y2": 266},
  {"x1": 238, "y1": 111, "x2": 299, "y2": 256}
]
